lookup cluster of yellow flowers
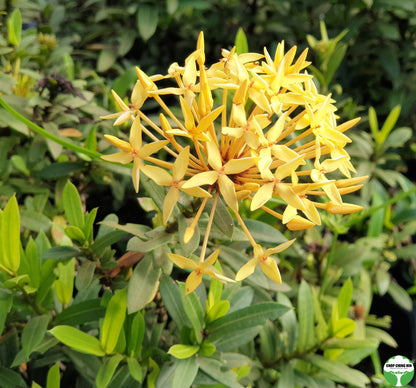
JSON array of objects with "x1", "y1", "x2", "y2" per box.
[{"x1": 101, "y1": 32, "x2": 365, "y2": 294}]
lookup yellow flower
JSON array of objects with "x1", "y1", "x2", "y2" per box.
[
  {"x1": 235, "y1": 239, "x2": 295, "y2": 283},
  {"x1": 168, "y1": 249, "x2": 234, "y2": 294},
  {"x1": 101, "y1": 117, "x2": 168, "y2": 192},
  {"x1": 182, "y1": 140, "x2": 258, "y2": 212},
  {"x1": 140, "y1": 146, "x2": 211, "y2": 224}
]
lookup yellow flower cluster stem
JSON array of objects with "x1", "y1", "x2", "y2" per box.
[{"x1": 101, "y1": 32, "x2": 366, "y2": 291}]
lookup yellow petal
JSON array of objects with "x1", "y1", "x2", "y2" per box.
[
  {"x1": 163, "y1": 187, "x2": 180, "y2": 224},
  {"x1": 202, "y1": 249, "x2": 220, "y2": 268},
  {"x1": 223, "y1": 157, "x2": 258, "y2": 175},
  {"x1": 132, "y1": 158, "x2": 142, "y2": 193},
  {"x1": 218, "y1": 175, "x2": 238, "y2": 212},
  {"x1": 323, "y1": 182, "x2": 342, "y2": 205},
  {"x1": 129, "y1": 116, "x2": 142, "y2": 149},
  {"x1": 266, "y1": 112, "x2": 288, "y2": 142},
  {"x1": 141, "y1": 165, "x2": 172, "y2": 186},
  {"x1": 180, "y1": 96, "x2": 195, "y2": 130},
  {"x1": 282, "y1": 205, "x2": 297, "y2": 224},
  {"x1": 111, "y1": 89, "x2": 129, "y2": 111},
  {"x1": 141, "y1": 140, "x2": 169, "y2": 158},
  {"x1": 326, "y1": 202, "x2": 363, "y2": 214},
  {"x1": 265, "y1": 239, "x2": 296, "y2": 256},
  {"x1": 251, "y1": 183, "x2": 274, "y2": 210},
  {"x1": 206, "y1": 140, "x2": 223, "y2": 171},
  {"x1": 221, "y1": 126, "x2": 243, "y2": 138},
  {"x1": 302, "y1": 199, "x2": 321, "y2": 225},
  {"x1": 180, "y1": 185, "x2": 211, "y2": 198},
  {"x1": 131, "y1": 80, "x2": 147, "y2": 109},
  {"x1": 185, "y1": 270, "x2": 202, "y2": 295},
  {"x1": 271, "y1": 145, "x2": 299, "y2": 163},
  {"x1": 101, "y1": 152, "x2": 132, "y2": 164},
  {"x1": 168, "y1": 253, "x2": 198, "y2": 270},
  {"x1": 114, "y1": 110, "x2": 133, "y2": 126},
  {"x1": 104, "y1": 135, "x2": 132, "y2": 153},
  {"x1": 196, "y1": 106, "x2": 223, "y2": 133},
  {"x1": 235, "y1": 258, "x2": 258, "y2": 281},
  {"x1": 173, "y1": 146, "x2": 190, "y2": 180},
  {"x1": 182, "y1": 171, "x2": 218, "y2": 189},
  {"x1": 259, "y1": 257, "x2": 282, "y2": 284},
  {"x1": 275, "y1": 184, "x2": 305, "y2": 211},
  {"x1": 275, "y1": 157, "x2": 305, "y2": 180},
  {"x1": 286, "y1": 215, "x2": 315, "y2": 230}
]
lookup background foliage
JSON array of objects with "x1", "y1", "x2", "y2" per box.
[{"x1": 0, "y1": 0, "x2": 415, "y2": 387}]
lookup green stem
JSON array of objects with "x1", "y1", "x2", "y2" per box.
[{"x1": 0, "y1": 96, "x2": 102, "y2": 159}]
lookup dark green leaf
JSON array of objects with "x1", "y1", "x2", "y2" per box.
[
  {"x1": 55, "y1": 299, "x2": 105, "y2": 325},
  {"x1": 127, "y1": 358, "x2": 143, "y2": 382},
  {"x1": 21, "y1": 314, "x2": 51, "y2": 356},
  {"x1": 197, "y1": 357, "x2": 243, "y2": 388},
  {"x1": 172, "y1": 357, "x2": 198, "y2": 388},
  {"x1": 159, "y1": 276, "x2": 190, "y2": 329},
  {"x1": 63, "y1": 181, "x2": 84, "y2": 228},
  {"x1": 206, "y1": 302, "x2": 290, "y2": 342},
  {"x1": 96, "y1": 354, "x2": 124, "y2": 388},
  {"x1": 42, "y1": 246, "x2": 81, "y2": 260},
  {"x1": 127, "y1": 231, "x2": 173, "y2": 253},
  {"x1": 137, "y1": 5, "x2": 158, "y2": 41},
  {"x1": 0, "y1": 366, "x2": 26, "y2": 388},
  {"x1": 127, "y1": 254, "x2": 161, "y2": 313},
  {"x1": 20, "y1": 209, "x2": 51, "y2": 233},
  {"x1": 297, "y1": 280, "x2": 315, "y2": 352},
  {"x1": 179, "y1": 283, "x2": 204, "y2": 342},
  {"x1": 36, "y1": 161, "x2": 86, "y2": 178}
]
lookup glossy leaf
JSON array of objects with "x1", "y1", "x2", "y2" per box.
[
  {"x1": 206, "y1": 302, "x2": 290, "y2": 343},
  {"x1": 168, "y1": 344, "x2": 199, "y2": 359},
  {"x1": 96, "y1": 354, "x2": 124, "y2": 388},
  {"x1": 101, "y1": 288, "x2": 127, "y2": 354},
  {"x1": 137, "y1": 5, "x2": 158, "y2": 41},
  {"x1": 21, "y1": 314, "x2": 51, "y2": 356},
  {"x1": 305, "y1": 354, "x2": 370, "y2": 387},
  {"x1": 62, "y1": 180, "x2": 84, "y2": 228},
  {"x1": 0, "y1": 195, "x2": 20, "y2": 273},
  {"x1": 50, "y1": 325, "x2": 105, "y2": 356},
  {"x1": 127, "y1": 254, "x2": 160, "y2": 313},
  {"x1": 172, "y1": 357, "x2": 198, "y2": 388},
  {"x1": 127, "y1": 357, "x2": 143, "y2": 382},
  {"x1": 54, "y1": 258, "x2": 75, "y2": 306},
  {"x1": 159, "y1": 276, "x2": 190, "y2": 329},
  {"x1": 297, "y1": 280, "x2": 316, "y2": 351},
  {"x1": 46, "y1": 363, "x2": 60, "y2": 388},
  {"x1": 179, "y1": 283, "x2": 205, "y2": 342},
  {"x1": 7, "y1": 9, "x2": 21, "y2": 46},
  {"x1": 42, "y1": 246, "x2": 81, "y2": 260},
  {"x1": 126, "y1": 312, "x2": 145, "y2": 358},
  {"x1": 55, "y1": 299, "x2": 105, "y2": 325},
  {"x1": 0, "y1": 367, "x2": 26, "y2": 388}
]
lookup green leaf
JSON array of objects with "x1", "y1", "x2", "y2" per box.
[
  {"x1": 127, "y1": 358, "x2": 143, "y2": 382},
  {"x1": 368, "y1": 107, "x2": 379, "y2": 141},
  {"x1": 127, "y1": 254, "x2": 161, "y2": 313},
  {"x1": 126, "y1": 312, "x2": 145, "y2": 358},
  {"x1": 277, "y1": 362, "x2": 294, "y2": 388},
  {"x1": 367, "y1": 192, "x2": 384, "y2": 237},
  {"x1": 159, "y1": 276, "x2": 190, "y2": 329},
  {"x1": 54, "y1": 258, "x2": 75, "y2": 306},
  {"x1": 7, "y1": 9, "x2": 22, "y2": 46},
  {"x1": 0, "y1": 366, "x2": 26, "y2": 388},
  {"x1": 379, "y1": 105, "x2": 401, "y2": 144},
  {"x1": 243, "y1": 219, "x2": 286, "y2": 245},
  {"x1": 85, "y1": 127, "x2": 97, "y2": 152},
  {"x1": 101, "y1": 289, "x2": 127, "y2": 354},
  {"x1": 22, "y1": 237, "x2": 41, "y2": 289},
  {"x1": 127, "y1": 231, "x2": 173, "y2": 252},
  {"x1": 97, "y1": 49, "x2": 116, "y2": 73},
  {"x1": 21, "y1": 314, "x2": 51, "y2": 356},
  {"x1": 96, "y1": 354, "x2": 124, "y2": 388},
  {"x1": 235, "y1": 28, "x2": 248, "y2": 55},
  {"x1": 305, "y1": 354, "x2": 370, "y2": 387},
  {"x1": 46, "y1": 363, "x2": 60, "y2": 388},
  {"x1": 168, "y1": 344, "x2": 199, "y2": 359},
  {"x1": 75, "y1": 261, "x2": 96, "y2": 291},
  {"x1": 65, "y1": 226, "x2": 86, "y2": 243},
  {"x1": 0, "y1": 291, "x2": 12, "y2": 335},
  {"x1": 55, "y1": 299, "x2": 105, "y2": 325},
  {"x1": 0, "y1": 195, "x2": 20, "y2": 273},
  {"x1": 337, "y1": 278, "x2": 352, "y2": 319},
  {"x1": 179, "y1": 283, "x2": 205, "y2": 342},
  {"x1": 206, "y1": 300, "x2": 230, "y2": 323},
  {"x1": 137, "y1": 5, "x2": 158, "y2": 41},
  {"x1": 42, "y1": 246, "x2": 81, "y2": 260},
  {"x1": 322, "y1": 338, "x2": 378, "y2": 350},
  {"x1": 49, "y1": 325, "x2": 105, "y2": 356},
  {"x1": 36, "y1": 161, "x2": 86, "y2": 179},
  {"x1": 197, "y1": 357, "x2": 243, "y2": 388},
  {"x1": 332, "y1": 318, "x2": 355, "y2": 338},
  {"x1": 206, "y1": 302, "x2": 290, "y2": 343},
  {"x1": 277, "y1": 293, "x2": 298, "y2": 354},
  {"x1": 167, "y1": 0, "x2": 179, "y2": 14},
  {"x1": 63, "y1": 180, "x2": 84, "y2": 228},
  {"x1": 387, "y1": 281, "x2": 412, "y2": 311},
  {"x1": 20, "y1": 209, "x2": 51, "y2": 233},
  {"x1": 172, "y1": 357, "x2": 198, "y2": 388},
  {"x1": 297, "y1": 280, "x2": 315, "y2": 351}
]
